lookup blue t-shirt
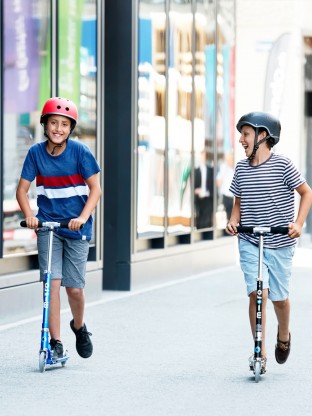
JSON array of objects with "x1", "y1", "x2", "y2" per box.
[{"x1": 21, "y1": 139, "x2": 100, "y2": 240}]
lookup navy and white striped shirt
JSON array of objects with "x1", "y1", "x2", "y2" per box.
[{"x1": 229, "y1": 153, "x2": 306, "y2": 248}]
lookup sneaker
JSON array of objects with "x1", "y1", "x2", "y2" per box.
[
  {"x1": 275, "y1": 331, "x2": 291, "y2": 364},
  {"x1": 50, "y1": 338, "x2": 64, "y2": 358},
  {"x1": 249, "y1": 354, "x2": 267, "y2": 374},
  {"x1": 70, "y1": 319, "x2": 93, "y2": 358}
]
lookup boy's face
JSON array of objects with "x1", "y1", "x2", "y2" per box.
[
  {"x1": 46, "y1": 115, "x2": 71, "y2": 144},
  {"x1": 239, "y1": 125, "x2": 255, "y2": 158},
  {"x1": 239, "y1": 125, "x2": 268, "y2": 158}
]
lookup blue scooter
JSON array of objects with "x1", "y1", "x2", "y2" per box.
[{"x1": 21, "y1": 220, "x2": 70, "y2": 372}]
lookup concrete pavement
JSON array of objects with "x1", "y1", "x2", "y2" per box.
[{"x1": 1, "y1": 250, "x2": 312, "y2": 416}]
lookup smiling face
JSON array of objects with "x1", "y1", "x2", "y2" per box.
[
  {"x1": 46, "y1": 115, "x2": 72, "y2": 145},
  {"x1": 239, "y1": 125, "x2": 256, "y2": 158},
  {"x1": 239, "y1": 125, "x2": 268, "y2": 158}
]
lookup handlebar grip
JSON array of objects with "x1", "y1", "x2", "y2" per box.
[
  {"x1": 236, "y1": 226, "x2": 289, "y2": 235},
  {"x1": 269, "y1": 226, "x2": 289, "y2": 234},
  {"x1": 236, "y1": 226, "x2": 254, "y2": 233}
]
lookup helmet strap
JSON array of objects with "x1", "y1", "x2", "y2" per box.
[
  {"x1": 45, "y1": 132, "x2": 69, "y2": 155},
  {"x1": 51, "y1": 143, "x2": 64, "y2": 155},
  {"x1": 248, "y1": 128, "x2": 269, "y2": 160}
]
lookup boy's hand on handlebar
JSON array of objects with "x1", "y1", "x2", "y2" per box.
[
  {"x1": 226, "y1": 221, "x2": 238, "y2": 236},
  {"x1": 25, "y1": 216, "x2": 39, "y2": 229},
  {"x1": 288, "y1": 222, "x2": 302, "y2": 239},
  {"x1": 68, "y1": 216, "x2": 86, "y2": 231}
]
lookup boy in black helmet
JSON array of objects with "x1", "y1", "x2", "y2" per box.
[{"x1": 226, "y1": 111, "x2": 312, "y2": 373}]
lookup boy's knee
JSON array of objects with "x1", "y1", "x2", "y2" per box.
[
  {"x1": 66, "y1": 287, "x2": 83, "y2": 299},
  {"x1": 273, "y1": 299, "x2": 289, "y2": 309},
  {"x1": 249, "y1": 288, "x2": 268, "y2": 302}
]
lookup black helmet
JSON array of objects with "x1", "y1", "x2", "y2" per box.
[{"x1": 236, "y1": 111, "x2": 281, "y2": 145}]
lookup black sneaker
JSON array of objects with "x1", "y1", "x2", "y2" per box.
[
  {"x1": 70, "y1": 319, "x2": 93, "y2": 358},
  {"x1": 50, "y1": 338, "x2": 64, "y2": 358},
  {"x1": 275, "y1": 331, "x2": 291, "y2": 364}
]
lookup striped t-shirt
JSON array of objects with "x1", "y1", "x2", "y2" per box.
[
  {"x1": 21, "y1": 139, "x2": 100, "y2": 240},
  {"x1": 229, "y1": 153, "x2": 306, "y2": 248}
]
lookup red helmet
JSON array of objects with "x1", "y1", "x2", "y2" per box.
[{"x1": 40, "y1": 97, "x2": 78, "y2": 130}]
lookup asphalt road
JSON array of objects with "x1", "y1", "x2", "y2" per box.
[{"x1": 1, "y1": 255, "x2": 312, "y2": 416}]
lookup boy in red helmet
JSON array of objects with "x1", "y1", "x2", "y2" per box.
[{"x1": 16, "y1": 97, "x2": 102, "y2": 359}]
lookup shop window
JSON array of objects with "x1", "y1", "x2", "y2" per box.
[
  {"x1": 57, "y1": 0, "x2": 97, "y2": 245},
  {"x1": 2, "y1": 0, "x2": 98, "y2": 256},
  {"x1": 137, "y1": 0, "x2": 167, "y2": 238},
  {"x1": 193, "y1": 0, "x2": 216, "y2": 231},
  {"x1": 167, "y1": 0, "x2": 193, "y2": 235},
  {"x1": 215, "y1": 0, "x2": 236, "y2": 236},
  {"x1": 3, "y1": 0, "x2": 50, "y2": 255}
]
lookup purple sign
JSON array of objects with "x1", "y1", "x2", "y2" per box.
[{"x1": 4, "y1": 0, "x2": 40, "y2": 113}]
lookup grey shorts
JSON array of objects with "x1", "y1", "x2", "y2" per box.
[{"x1": 37, "y1": 229, "x2": 89, "y2": 288}]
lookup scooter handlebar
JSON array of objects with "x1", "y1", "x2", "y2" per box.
[
  {"x1": 236, "y1": 226, "x2": 289, "y2": 235},
  {"x1": 20, "y1": 220, "x2": 82, "y2": 229}
]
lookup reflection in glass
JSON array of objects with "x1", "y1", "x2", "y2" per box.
[
  {"x1": 136, "y1": 0, "x2": 236, "y2": 240},
  {"x1": 58, "y1": 0, "x2": 97, "y2": 154},
  {"x1": 2, "y1": 0, "x2": 98, "y2": 255},
  {"x1": 137, "y1": 0, "x2": 166, "y2": 238},
  {"x1": 193, "y1": 0, "x2": 216, "y2": 230},
  {"x1": 58, "y1": 0, "x2": 97, "y2": 243},
  {"x1": 215, "y1": 0, "x2": 235, "y2": 233},
  {"x1": 167, "y1": 0, "x2": 193, "y2": 234},
  {"x1": 3, "y1": 0, "x2": 50, "y2": 254}
]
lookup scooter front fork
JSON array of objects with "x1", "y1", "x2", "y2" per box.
[{"x1": 40, "y1": 272, "x2": 52, "y2": 351}]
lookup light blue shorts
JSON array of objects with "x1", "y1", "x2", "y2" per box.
[
  {"x1": 37, "y1": 229, "x2": 89, "y2": 288},
  {"x1": 239, "y1": 238, "x2": 295, "y2": 301}
]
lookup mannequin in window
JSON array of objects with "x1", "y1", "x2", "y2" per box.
[{"x1": 194, "y1": 150, "x2": 214, "y2": 229}]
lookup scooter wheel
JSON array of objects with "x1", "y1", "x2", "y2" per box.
[
  {"x1": 61, "y1": 360, "x2": 66, "y2": 367},
  {"x1": 254, "y1": 361, "x2": 261, "y2": 383},
  {"x1": 39, "y1": 351, "x2": 46, "y2": 373}
]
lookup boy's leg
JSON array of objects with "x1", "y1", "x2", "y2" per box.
[
  {"x1": 272, "y1": 298, "x2": 290, "y2": 342},
  {"x1": 62, "y1": 238, "x2": 92, "y2": 358},
  {"x1": 49, "y1": 279, "x2": 62, "y2": 340},
  {"x1": 249, "y1": 289, "x2": 268, "y2": 358},
  {"x1": 66, "y1": 287, "x2": 85, "y2": 329},
  {"x1": 37, "y1": 230, "x2": 63, "y2": 344},
  {"x1": 239, "y1": 239, "x2": 270, "y2": 358},
  {"x1": 66, "y1": 287, "x2": 93, "y2": 358},
  {"x1": 273, "y1": 298, "x2": 291, "y2": 364},
  {"x1": 266, "y1": 245, "x2": 293, "y2": 364}
]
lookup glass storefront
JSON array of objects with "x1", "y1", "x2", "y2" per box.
[
  {"x1": 215, "y1": 0, "x2": 235, "y2": 236},
  {"x1": 137, "y1": 0, "x2": 166, "y2": 239},
  {"x1": 193, "y1": 0, "x2": 216, "y2": 231},
  {"x1": 3, "y1": 0, "x2": 50, "y2": 255},
  {"x1": 167, "y1": 0, "x2": 193, "y2": 235},
  {"x1": 136, "y1": 0, "x2": 235, "y2": 243},
  {"x1": 2, "y1": 0, "x2": 98, "y2": 256}
]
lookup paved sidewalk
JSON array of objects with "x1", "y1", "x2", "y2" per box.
[{"x1": 1, "y1": 257, "x2": 312, "y2": 416}]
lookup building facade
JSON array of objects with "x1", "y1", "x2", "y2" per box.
[{"x1": 0, "y1": 0, "x2": 242, "y2": 326}]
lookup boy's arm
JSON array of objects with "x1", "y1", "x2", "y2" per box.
[
  {"x1": 68, "y1": 173, "x2": 102, "y2": 231},
  {"x1": 289, "y1": 182, "x2": 312, "y2": 238},
  {"x1": 16, "y1": 178, "x2": 38, "y2": 228},
  {"x1": 226, "y1": 196, "x2": 241, "y2": 235}
]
